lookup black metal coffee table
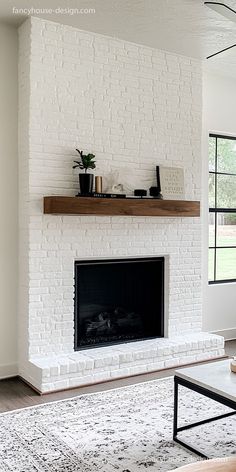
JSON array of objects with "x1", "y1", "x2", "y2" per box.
[{"x1": 173, "y1": 360, "x2": 236, "y2": 459}]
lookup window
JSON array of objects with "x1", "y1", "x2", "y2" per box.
[{"x1": 209, "y1": 134, "x2": 236, "y2": 283}]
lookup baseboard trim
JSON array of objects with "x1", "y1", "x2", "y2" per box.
[
  {"x1": 0, "y1": 363, "x2": 18, "y2": 379},
  {"x1": 213, "y1": 328, "x2": 236, "y2": 341}
]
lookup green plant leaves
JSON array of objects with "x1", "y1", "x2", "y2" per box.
[{"x1": 74, "y1": 150, "x2": 96, "y2": 172}]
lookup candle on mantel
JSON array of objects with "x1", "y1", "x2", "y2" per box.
[{"x1": 95, "y1": 176, "x2": 103, "y2": 193}]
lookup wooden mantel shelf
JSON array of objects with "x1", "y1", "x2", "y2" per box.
[{"x1": 44, "y1": 196, "x2": 200, "y2": 217}]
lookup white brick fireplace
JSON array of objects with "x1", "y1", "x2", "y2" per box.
[{"x1": 18, "y1": 17, "x2": 224, "y2": 393}]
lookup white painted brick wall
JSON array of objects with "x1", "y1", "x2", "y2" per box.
[{"x1": 18, "y1": 17, "x2": 206, "y2": 384}]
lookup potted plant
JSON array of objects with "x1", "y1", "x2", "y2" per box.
[{"x1": 73, "y1": 149, "x2": 96, "y2": 194}]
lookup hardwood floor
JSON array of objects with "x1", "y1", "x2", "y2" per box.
[{"x1": 0, "y1": 340, "x2": 235, "y2": 414}]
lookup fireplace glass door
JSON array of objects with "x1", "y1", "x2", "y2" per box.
[{"x1": 74, "y1": 257, "x2": 164, "y2": 350}]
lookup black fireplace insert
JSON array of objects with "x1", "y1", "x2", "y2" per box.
[{"x1": 74, "y1": 257, "x2": 164, "y2": 350}]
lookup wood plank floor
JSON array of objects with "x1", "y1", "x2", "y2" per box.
[{"x1": 0, "y1": 340, "x2": 235, "y2": 413}]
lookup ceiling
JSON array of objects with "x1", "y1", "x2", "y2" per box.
[{"x1": 1, "y1": 0, "x2": 236, "y2": 77}]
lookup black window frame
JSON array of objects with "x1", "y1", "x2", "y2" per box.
[{"x1": 209, "y1": 133, "x2": 236, "y2": 285}]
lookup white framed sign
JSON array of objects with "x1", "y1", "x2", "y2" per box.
[{"x1": 159, "y1": 166, "x2": 185, "y2": 200}]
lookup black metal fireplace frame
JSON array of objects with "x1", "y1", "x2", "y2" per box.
[{"x1": 74, "y1": 257, "x2": 165, "y2": 351}]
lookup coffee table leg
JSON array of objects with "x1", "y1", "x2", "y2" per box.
[
  {"x1": 173, "y1": 376, "x2": 208, "y2": 459},
  {"x1": 173, "y1": 376, "x2": 178, "y2": 439}
]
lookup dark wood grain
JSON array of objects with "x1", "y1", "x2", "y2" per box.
[{"x1": 44, "y1": 196, "x2": 200, "y2": 217}]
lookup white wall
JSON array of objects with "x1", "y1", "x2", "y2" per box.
[
  {"x1": 203, "y1": 72, "x2": 236, "y2": 336},
  {"x1": 17, "y1": 17, "x2": 207, "y2": 390},
  {"x1": 0, "y1": 24, "x2": 18, "y2": 377}
]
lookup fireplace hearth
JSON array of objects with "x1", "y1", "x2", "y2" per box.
[{"x1": 74, "y1": 257, "x2": 164, "y2": 350}]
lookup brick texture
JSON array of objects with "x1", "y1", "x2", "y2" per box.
[{"x1": 18, "y1": 17, "x2": 222, "y2": 392}]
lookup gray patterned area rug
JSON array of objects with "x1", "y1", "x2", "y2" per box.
[{"x1": 0, "y1": 377, "x2": 235, "y2": 471}]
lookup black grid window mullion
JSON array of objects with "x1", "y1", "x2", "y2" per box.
[
  {"x1": 214, "y1": 137, "x2": 217, "y2": 282},
  {"x1": 209, "y1": 171, "x2": 236, "y2": 176},
  {"x1": 208, "y1": 134, "x2": 236, "y2": 284}
]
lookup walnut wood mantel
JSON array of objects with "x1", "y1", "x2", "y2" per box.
[{"x1": 44, "y1": 196, "x2": 200, "y2": 217}]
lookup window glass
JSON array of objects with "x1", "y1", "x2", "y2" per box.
[
  {"x1": 216, "y1": 248, "x2": 236, "y2": 281},
  {"x1": 209, "y1": 137, "x2": 216, "y2": 172},
  {"x1": 209, "y1": 135, "x2": 236, "y2": 283},
  {"x1": 217, "y1": 213, "x2": 236, "y2": 247},
  {"x1": 208, "y1": 174, "x2": 215, "y2": 208},
  {"x1": 217, "y1": 138, "x2": 236, "y2": 174},
  {"x1": 208, "y1": 249, "x2": 215, "y2": 282},
  {"x1": 217, "y1": 174, "x2": 236, "y2": 209},
  {"x1": 209, "y1": 213, "x2": 215, "y2": 247}
]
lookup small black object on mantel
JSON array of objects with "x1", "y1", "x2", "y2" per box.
[
  {"x1": 149, "y1": 186, "x2": 163, "y2": 199},
  {"x1": 156, "y1": 166, "x2": 161, "y2": 192},
  {"x1": 148, "y1": 165, "x2": 163, "y2": 199},
  {"x1": 134, "y1": 189, "x2": 147, "y2": 198}
]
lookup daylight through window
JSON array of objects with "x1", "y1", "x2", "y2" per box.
[{"x1": 209, "y1": 134, "x2": 236, "y2": 283}]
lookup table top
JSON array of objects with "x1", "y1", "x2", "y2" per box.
[{"x1": 175, "y1": 359, "x2": 236, "y2": 403}]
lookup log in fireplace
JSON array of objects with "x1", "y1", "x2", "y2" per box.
[{"x1": 74, "y1": 257, "x2": 164, "y2": 350}]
